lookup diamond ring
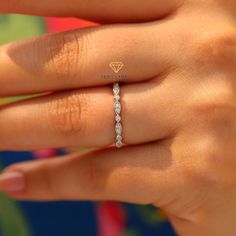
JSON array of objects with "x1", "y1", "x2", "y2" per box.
[{"x1": 113, "y1": 82, "x2": 123, "y2": 148}]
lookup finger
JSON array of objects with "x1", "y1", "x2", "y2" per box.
[
  {"x1": 0, "y1": 134, "x2": 221, "y2": 223},
  {"x1": 0, "y1": 24, "x2": 174, "y2": 96},
  {"x1": 0, "y1": 0, "x2": 183, "y2": 23},
  {"x1": 0, "y1": 79, "x2": 180, "y2": 150},
  {"x1": 0, "y1": 142, "x2": 174, "y2": 203}
]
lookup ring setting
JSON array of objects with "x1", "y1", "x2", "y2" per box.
[{"x1": 113, "y1": 82, "x2": 123, "y2": 148}]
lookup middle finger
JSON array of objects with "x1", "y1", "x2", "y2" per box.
[{"x1": 0, "y1": 23, "x2": 175, "y2": 96}]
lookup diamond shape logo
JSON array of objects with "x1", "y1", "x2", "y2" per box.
[{"x1": 109, "y1": 62, "x2": 124, "y2": 73}]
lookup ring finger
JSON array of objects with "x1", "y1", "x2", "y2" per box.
[{"x1": 0, "y1": 78, "x2": 181, "y2": 150}]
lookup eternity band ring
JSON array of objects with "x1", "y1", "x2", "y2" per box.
[{"x1": 113, "y1": 82, "x2": 123, "y2": 148}]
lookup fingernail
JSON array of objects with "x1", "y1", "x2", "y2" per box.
[{"x1": 0, "y1": 172, "x2": 25, "y2": 193}]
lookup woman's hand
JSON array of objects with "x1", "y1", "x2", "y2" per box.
[{"x1": 0, "y1": 0, "x2": 236, "y2": 235}]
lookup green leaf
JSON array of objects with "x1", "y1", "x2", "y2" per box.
[
  {"x1": 0, "y1": 193, "x2": 31, "y2": 236},
  {"x1": 122, "y1": 229, "x2": 140, "y2": 236},
  {"x1": 0, "y1": 14, "x2": 45, "y2": 44}
]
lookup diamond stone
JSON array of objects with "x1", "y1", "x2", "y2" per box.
[
  {"x1": 116, "y1": 134, "x2": 122, "y2": 141},
  {"x1": 115, "y1": 114, "x2": 121, "y2": 122},
  {"x1": 116, "y1": 140, "x2": 123, "y2": 148},
  {"x1": 114, "y1": 94, "x2": 120, "y2": 100},
  {"x1": 114, "y1": 101, "x2": 121, "y2": 114},
  {"x1": 115, "y1": 122, "x2": 122, "y2": 134}
]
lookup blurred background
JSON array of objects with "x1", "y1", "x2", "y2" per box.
[{"x1": 0, "y1": 15, "x2": 176, "y2": 236}]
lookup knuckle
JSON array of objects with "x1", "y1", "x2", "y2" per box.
[
  {"x1": 190, "y1": 31, "x2": 236, "y2": 69},
  {"x1": 187, "y1": 136, "x2": 234, "y2": 190},
  {"x1": 44, "y1": 32, "x2": 86, "y2": 80},
  {"x1": 196, "y1": 138, "x2": 225, "y2": 167},
  {"x1": 190, "y1": 82, "x2": 235, "y2": 129},
  {"x1": 40, "y1": 162, "x2": 57, "y2": 197},
  {"x1": 47, "y1": 93, "x2": 89, "y2": 136},
  {"x1": 203, "y1": 141, "x2": 235, "y2": 184},
  {"x1": 40, "y1": 161, "x2": 66, "y2": 199},
  {"x1": 78, "y1": 156, "x2": 107, "y2": 198}
]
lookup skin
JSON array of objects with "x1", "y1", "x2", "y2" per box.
[{"x1": 0, "y1": 0, "x2": 236, "y2": 235}]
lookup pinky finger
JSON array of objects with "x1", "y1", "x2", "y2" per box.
[{"x1": 0, "y1": 142, "x2": 173, "y2": 204}]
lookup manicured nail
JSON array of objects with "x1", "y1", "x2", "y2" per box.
[{"x1": 0, "y1": 172, "x2": 25, "y2": 193}]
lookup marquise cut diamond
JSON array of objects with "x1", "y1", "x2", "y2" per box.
[
  {"x1": 115, "y1": 122, "x2": 122, "y2": 134},
  {"x1": 114, "y1": 101, "x2": 121, "y2": 114}
]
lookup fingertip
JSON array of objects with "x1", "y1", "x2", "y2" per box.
[{"x1": 0, "y1": 171, "x2": 26, "y2": 194}]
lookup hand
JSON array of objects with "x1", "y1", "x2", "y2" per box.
[{"x1": 0, "y1": 1, "x2": 236, "y2": 235}]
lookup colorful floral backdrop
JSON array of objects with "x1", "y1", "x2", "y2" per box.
[{"x1": 0, "y1": 14, "x2": 176, "y2": 236}]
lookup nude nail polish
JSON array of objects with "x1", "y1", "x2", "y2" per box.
[{"x1": 0, "y1": 172, "x2": 25, "y2": 193}]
